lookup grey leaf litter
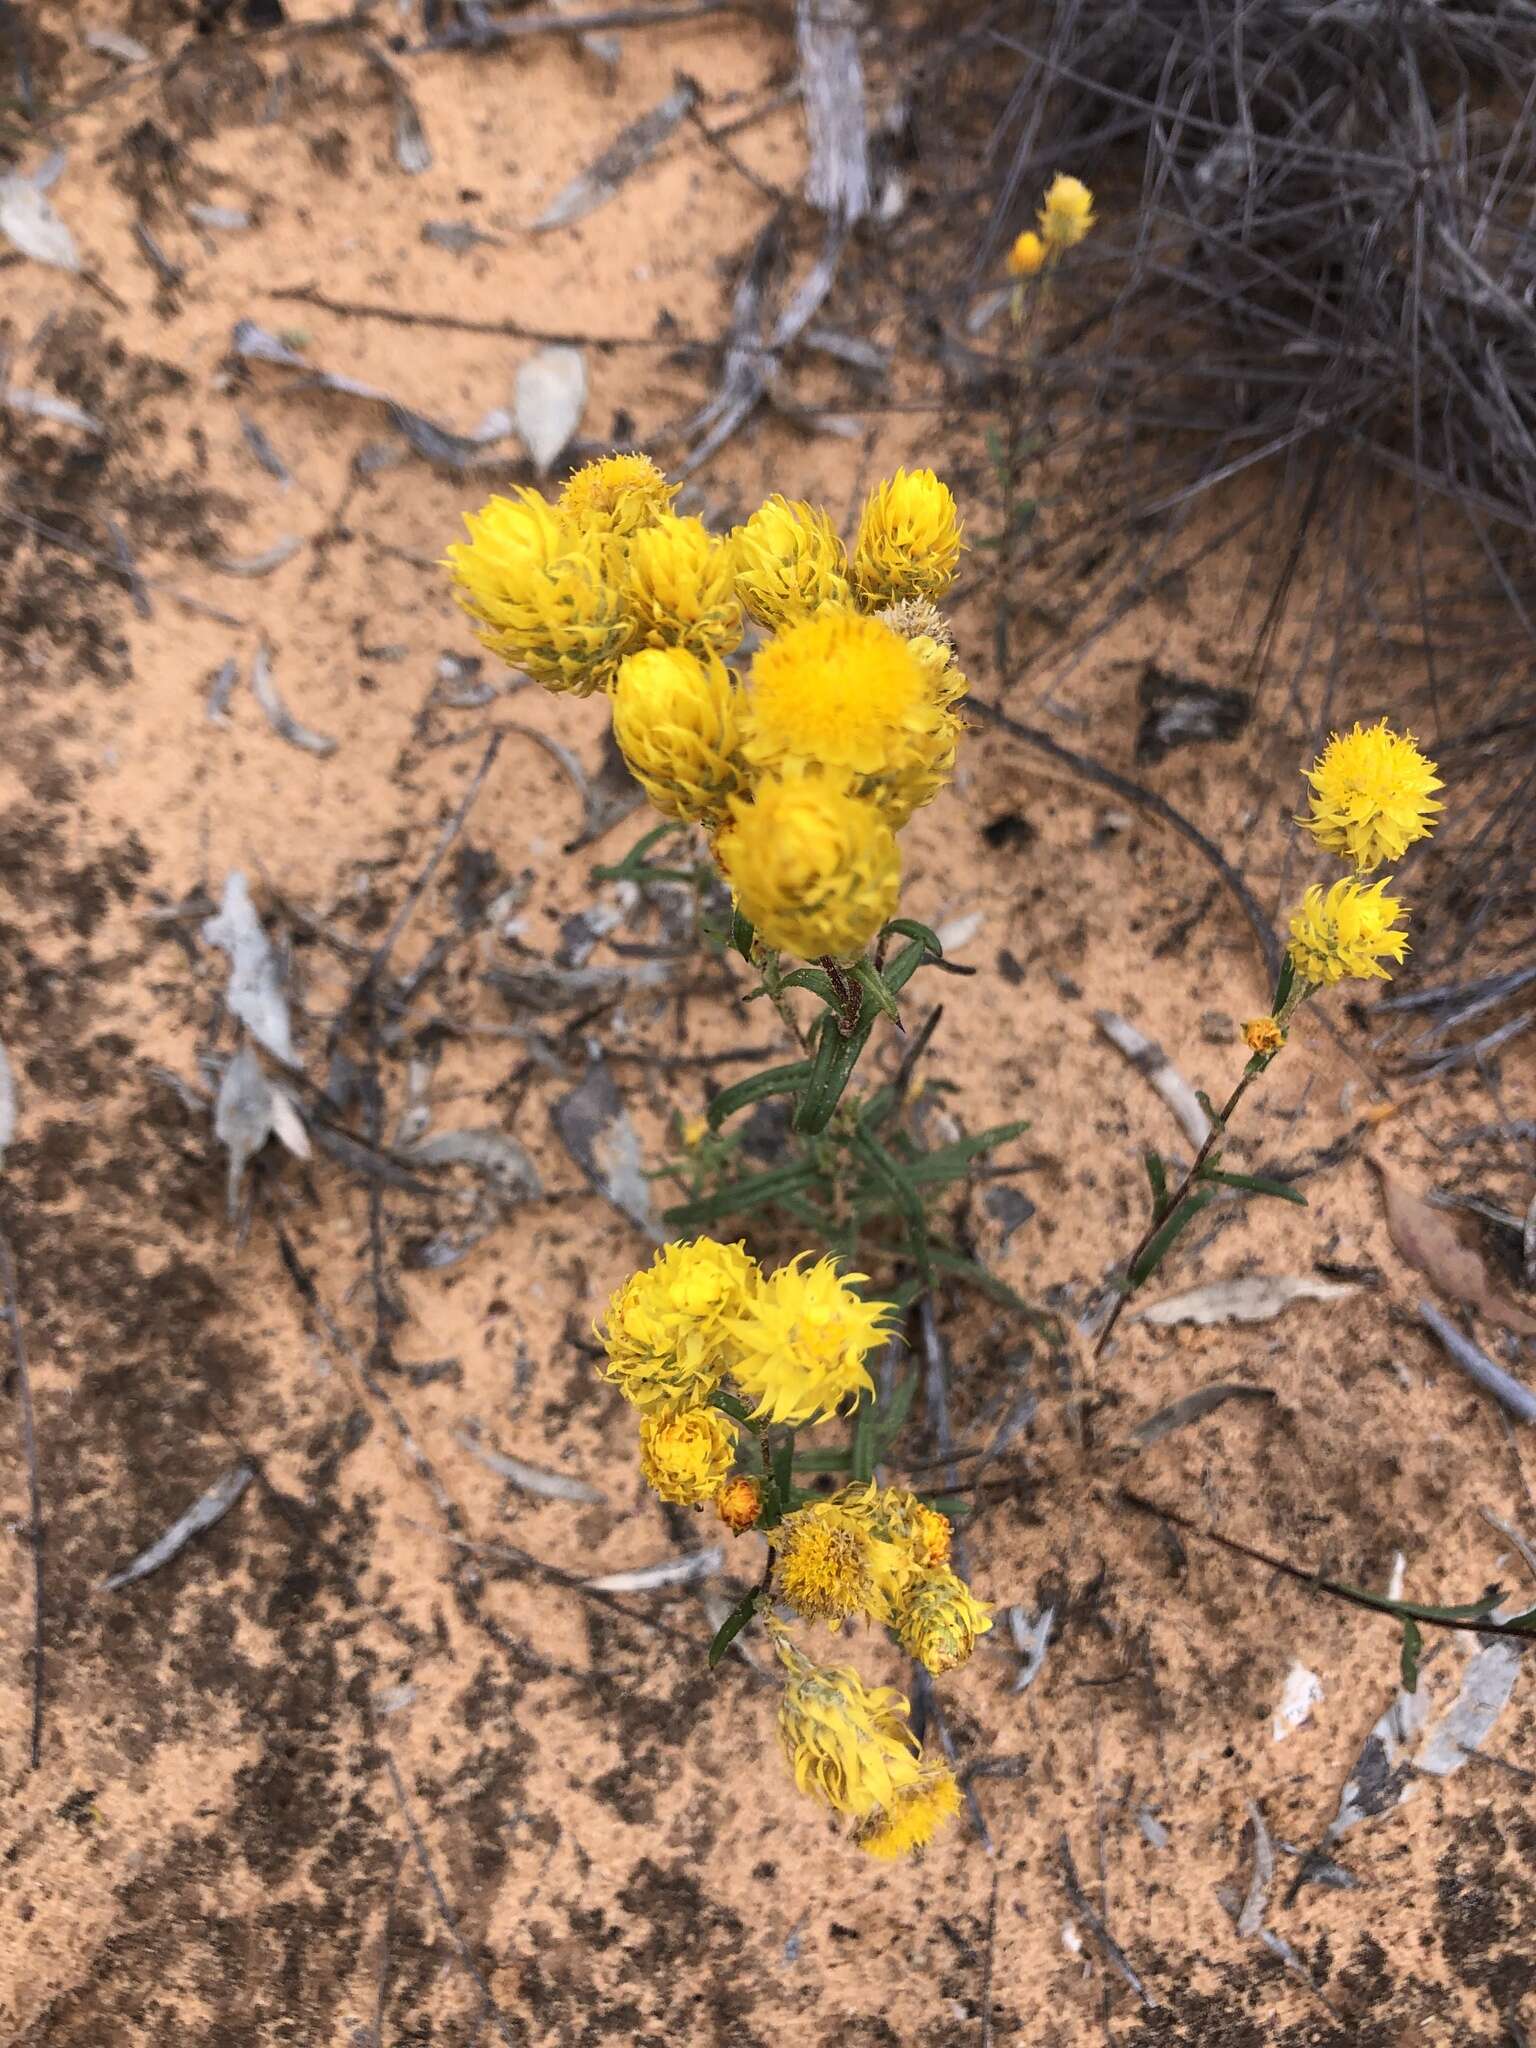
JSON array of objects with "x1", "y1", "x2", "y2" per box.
[{"x1": 201, "y1": 872, "x2": 295, "y2": 1064}]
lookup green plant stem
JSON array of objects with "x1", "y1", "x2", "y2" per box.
[
  {"x1": 754, "y1": 944, "x2": 813, "y2": 1053},
  {"x1": 1092, "y1": 1066, "x2": 1258, "y2": 1362}
]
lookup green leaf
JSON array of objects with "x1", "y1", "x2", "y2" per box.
[
  {"x1": 591, "y1": 821, "x2": 680, "y2": 882},
  {"x1": 1400, "y1": 1616, "x2": 1424, "y2": 1693},
  {"x1": 882, "y1": 938, "x2": 934, "y2": 998},
  {"x1": 730, "y1": 906, "x2": 755, "y2": 960},
  {"x1": 853, "y1": 1127, "x2": 930, "y2": 1281},
  {"x1": 793, "y1": 1004, "x2": 880, "y2": 1135},
  {"x1": 710, "y1": 1389, "x2": 754, "y2": 1424},
  {"x1": 772, "y1": 1433, "x2": 795, "y2": 1505},
  {"x1": 1127, "y1": 1190, "x2": 1216, "y2": 1288},
  {"x1": 707, "y1": 1588, "x2": 759, "y2": 1669},
  {"x1": 1197, "y1": 1167, "x2": 1307, "y2": 1206},
  {"x1": 1271, "y1": 951, "x2": 1296, "y2": 1014},
  {"x1": 882, "y1": 918, "x2": 943, "y2": 959},
  {"x1": 1144, "y1": 1149, "x2": 1168, "y2": 1219},
  {"x1": 926, "y1": 1244, "x2": 1055, "y2": 1330},
  {"x1": 851, "y1": 957, "x2": 902, "y2": 1023},
  {"x1": 871, "y1": 1368, "x2": 919, "y2": 1452},
  {"x1": 776, "y1": 967, "x2": 837, "y2": 1004},
  {"x1": 706, "y1": 1060, "x2": 815, "y2": 1129},
  {"x1": 662, "y1": 1160, "x2": 820, "y2": 1228},
  {"x1": 897, "y1": 1119, "x2": 1032, "y2": 1187},
  {"x1": 793, "y1": 1446, "x2": 858, "y2": 1473}
]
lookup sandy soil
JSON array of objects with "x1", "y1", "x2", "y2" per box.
[{"x1": 1, "y1": 5, "x2": 1534, "y2": 2044}]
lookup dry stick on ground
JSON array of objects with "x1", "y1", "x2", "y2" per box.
[
  {"x1": 0, "y1": 1227, "x2": 44, "y2": 1769},
  {"x1": 371, "y1": 1842, "x2": 409, "y2": 2048},
  {"x1": 1118, "y1": 1487, "x2": 1536, "y2": 1644},
  {"x1": 1057, "y1": 1831, "x2": 1157, "y2": 2010},
  {"x1": 383, "y1": 1751, "x2": 520, "y2": 2048}
]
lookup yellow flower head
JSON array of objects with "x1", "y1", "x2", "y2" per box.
[
  {"x1": 874, "y1": 601, "x2": 968, "y2": 712},
  {"x1": 1039, "y1": 173, "x2": 1095, "y2": 249},
  {"x1": 1299, "y1": 719, "x2": 1443, "y2": 873},
  {"x1": 1242, "y1": 1015, "x2": 1286, "y2": 1056},
  {"x1": 727, "y1": 1254, "x2": 892, "y2": 1427},
  {"x1": 873, "y1": 1488, "x2": 954, "y2": 1571},
  {"x1": 622, "y1": 513, "x2": 743, "y2": 664},
  {"x1": 680, "y1": 1113, "x2": 710, "y2": 1149},
  {"x1": 742, "y1": 612, "x2": 959, "y2": 827},
  {"x1": 638, "y1": 1407, "x2": 737, "y2": 1507},
  {"x1": 852, "y1": 468, "x2": 964, "y2": 607},
  {"x1": 715, "y1": 1473, "x2": 764, "y2": 1535},
  {"x1": 773, "y1": 1500, "x2": 904, "y2": 1626},
  {"x1": 716, "y1": 775, "x2": 900, "y2": 963},
  {"x1": 1287, "y1": 877, "x2": 1409, "y2": 987},
  {"x1": 772, "y1": 1629, "x2": 922, "y2": 1822},
  {"x1": 856, "y1": 1760, "x2": 962, "y2": 1860},
  {"x1": 1007, "y1": 228, "x2": 1047, "y2": 277},
  {"x1": 895, "y1": 1566, "x2": 993, "y2": 1676},
  {"x1": 599, "y1": 1236, "x2": 760, "y2": 1415},
  {"x1": 446, "y1": 489, "x2": 630, "y2": 694},
  {"x1": 733, "y1": 495, "x2": 851, "y2": 632},
  {"x1": 611, "y1": 646, "x2": 746, "y2": 826},
  {"x1": 559, "y1": 452, "x2": 678, "y2": 540}
]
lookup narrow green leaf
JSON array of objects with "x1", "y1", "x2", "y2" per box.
[
  {"x1": 794, "y1": 1446, "x2": 857, "y2": 1474},
  {"x1": 772, "y1": 1434, "x2": 794, "y2": 1505},
  {"x1": 853, "y1": 1127, "x2": 930, "y2": 1281},
  {"x1": 882, "y1": 918, "x2": 943, "y2": 959},
  {"x1": 1198, "y1": 1167, "x2": 1307, "y2": 1206},
  {"x1": 730, "y1": 906, "x2": 756, "y2": 960},
  {"x1": 871, "y1": 1368, "x2": 919, "y2": 1452},
  {"x1": 776, "y1": 967, "x2": 837, "y2": 1003},
  {"x1": 1271, "y1": 952, "x2": 1295, "y2": 1014},
  {"x1": 1400, "y1": 1616, "x2": 1424, "y2": 1693},
  {"x1": 851, "y1": 957, "x2": 902, "y2": 1023},
  {"x1": 1144, "y1": 1149, "x2": 1168, "y2": 1219},
  {"x1": 1127, "y1": 1190, "x2": 1216, "y2": 1288},
  {"x1": 707, "y1": 1060, "x2": 815, "y2": 1129},
  {"x1": 707, "y1": 1588, "x2": 759, "y2": 1669},
  {"x1": 898, "y1": 1119, "x2": 1032, "y2": 1186},
  {"x1": 710, "y1": 1389, "x2": 754, "y2": 1424},
  {"x1": 662, "y1": 1160, "x2": 820, "y2": 1228}
]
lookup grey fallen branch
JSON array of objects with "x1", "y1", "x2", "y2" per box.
[
  {"x1": 102, "y1": 1464, "x2": 253, "y2": 1590},
  {"x1": 1419, "y1": 1299, "x2": 1536, "y2": 1424},
  {"x1": 1094, "y1": 1011, "x2": 1212, "y2": 1149},
  {"x1": 1057, "y1": 1833, "x2": 1157, "y2": 2009}
]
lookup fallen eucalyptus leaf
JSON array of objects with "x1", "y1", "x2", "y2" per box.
[
  {"x1": 1137, "y1": 1275, "x2": 1356, "y2": 1327},
  {"x1": 268, "y1": 1083, "x2": 311, "y2": 1162},
  {"x1": 250, "y1": 642, "x2": 338, "y2": 757},
  {"x1": 1095, "y1": 1011, "x2": 1211, "y2": 1150},
  {"x1": 586, "y1": 1546, "x2": 723, "y2": 1593},
  {"x1": 406, "y1": 1127, "x2": 542, "y2": 1203},
  {"x1": 1327, "y1": 1684, "x2": 1431, "y2": 1840},
  {"x1": 514, "y1": 346, "x2": 587, "y2": 474},
  {"x1": 201, "y1": 873, "x2": 295, "y2": 1064},
  {"x1": 1415, "y1": 1636, "x2": 1527, "y2": 1778},
  {"x1": 3, "y1": 386, "x2": 101, "y2": 433},
  {"x1": 552, "y1": 1054, "x2": 660, "y2": 1241},
  {"x1": 533, "y1": 76, "x2": 700, "y2": 231},
  {"x1": 0, "y1": 174, "x2": 80, "y2": 271},
  {"x1": 1128, "y1": 1380, "x2": 1275, "y2": 1447},
  {"x1": 1373, "y1": 1160, "x2": 1536, "y2": 1336},
  {"x1": 455, "y1": 1429, "x2": 604, "y2": 1504},
  {"x1": 213, "y1": 1046, "x2": 275, "y2": 1217},
  {"x1": 102, "y1": 1464, "x2": 253, "y2": 1590}
]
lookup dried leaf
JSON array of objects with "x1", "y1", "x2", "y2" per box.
[
  {"x1": 86, "y1": 27, "x2": 152, "y2": 63},
  {"x1": 1326, "y1": 1685, "x2": 1431, "y2": 1841},
  {"x1": 1419, "y1": 1301, "x2": 1536, "y2": 1425},
  {"x1": 421, "y1": 219, "x2": 504, "y2": 255},
  {"x1": 455, "y1": 1429, "x2": 604, "y2": 1504},
  {"x1": 0, "y1": 1031, "x2": 15, "y2": 1162},
  {"x1": 213, "y1": 1046, "x2": 274, "y2": 1218},
  {"x1": 552, "y1": 1056, "x2": 660, "y2": 1241},
  {"x1": 0, "y1": 174, "x2": 80, "y2": 271},
  {"x1": 586, "y1": 1547, "x2": 723, "y2": 1593},
  {"x1": 1137, "y1": 1275, "x2": 1357, "y2": 1328},
  {"x1": 406, "y1": 1127, "x2": 542, "y2": 1203},
  {"x1": 1095, "y1": 1011, "x2": 1212, "y2": 1149},
  {"x1": 1272, "y1": 1660, "x2": 1324, "y2": 1742},
  {"x1": 201, "y1": 873, "x2": 295, "y2": 1065},
  {"x1": 186, "y1": 203, "x2": 251, "y2": 232},
  {"x1": 514, "y1": 347, "x2": 587, "y2": 474},
  {"x1": 205, "y1": 656, "x2": 241, "y2": 725},
  {"x1": 487, "y1": 957, "x2": 666, "y2": 1015},
  {"x1": 250, "y1": 643, "x2": 338, "y2": 758},
  {"x1": 102, "y1": 1464, "x2": 253, "y2": 1590},
  {"x1": 1128, "y1": 1380, "x2": 1275, "y2": 1446},
  {"x1": 1374, "y1": 1162, "x2": 1536, "y2": 1335},
  {"x1": 268, "y1": 1083, "x2": 311, "y2": 1162},
  {"x1": 532, "y1": 76, "x2": 700, "y2": 231},
  {"x1": 3, "y1": 386, "x2": 101, "y2": 433},
  {"x1": 211, "y1": 537, "x2": 302, "y2": 577},
  {"x1": 1416, "y1": 1637, "x2": 1526, "y2": 1776},
  {"x1": 1236, "y1": 1798, "x2": 1274, "y2": 1938},
  {"x1": 1006, "y1": 1602, "x2": 1054, "y2": 1692}
]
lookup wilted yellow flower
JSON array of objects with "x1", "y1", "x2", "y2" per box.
[
  {"x1": 773, "y1": 1499, "x2": 904, "y2": 1625},
  {"x1": 599, "y1": 1236, "x2": 760, "y2": 1415},
  {"x1": 872, "y1": 1488, "x2": 953, "y2": 1572},
  {"x1": 639, "y1": 1407, "x2": 737, "y2": 1507},
  {"x1": 772, "y1": 1629, "x2": 922, "y2": 1822},
  {"x1": 728, "y1": 1254, "x2": 892, "y2": 1427},
  {"x1": 623, "y1": 513, "x2": 743, "y2": 663},
  {"x1": 1039, "y1": 173, "x2": 1095, "y2": 249},
  {"x1": 559, "y1": 452, "x2": 678, "y2": 541},
  {"x1": 733, "y1": 495, "x2": 851, "y2": 632},
  {"x1": 611, "y1": 646, "x2": 746, "y2": 826},
  {"x1": 741, "y1": 612, "x2": 959, "y2": 827},
  {"x1": 856, "y1": 1760, "x2": 962, "y2": 1859},
  {"x1": 1007, "y1": 228, "x2": 1047, "y2": 277},
  {"x1": 1287, "y1": 877, "x2": 1409, "y2": 987},
  {"x1": 852, "y1": 469, "x2": 964, "y2": 607},
  {"x1": 717, "y1": 775, "x2": 900, "y2": 963},
  {"x1": 1242, "y1": 1015, "x2": 1286, "y2": 1056},
  {"x1": 1299, "y1": 719, "x2": 1443, "y2": 873},
  {"x1": 446, "y1": 489, "x2": 630, "y2": 694},
  {"x1": 895, "y1": 1566, "x2": 993, "y2": 1676},
  {"x1": 715, "y1": 1473, "x2": 764, "y2": 1534}
]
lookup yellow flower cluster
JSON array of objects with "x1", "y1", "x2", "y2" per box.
[
  {"x1": 448, "y1": 453, "x2": 968, "y2": 963},
  {"x1": 1008, "y1": 173, "x2": 1097, "y2": 281},
  {"x1": 1282, "y1": 719, "x2": 1441, "y2": 994}
]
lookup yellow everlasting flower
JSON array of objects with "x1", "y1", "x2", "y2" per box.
[
  {"x1": 1242, "y1": 1016, "x2": 1286, "y2": 1056},
  {"x1": 611, "y1": 646, "x2": 746, "y2": 826},
  {"x1": 1039, "y1": 173, "x2": 1095, "y2": 249},
  {"x1": 715, "y1": 1473, "x2": 764, "y2": 1535},
  {"x1": 852, "y1": 468, "x2": 964, "y2": 607},
  {"x1": 1299, "y1": 719, "x2": 1443, "y2": 873},
  {"x1": 856, "y1": 1760, "x2": 962, "y2": 1860},
  {"x1": 623, "y1": 513, "x2": 743, "y2": 664},
  {"x1": 773, "y1": 1629, "x2": 922, "y2": 1822},
  {"x1": 742, "y1": 612, "x2": 959, "y2": 827},
  {"x1": 727, "y1": 1254, "x2": 892, "y2": 1427},
  {"x1": 895, "y1": 1566, "x2": 993, "y2": 1676},
  {"x1": 875, "y1": 601, "x2": 968, "y2": 711},
  {"x1": 1287, "y1": 877, "x2": 1409, "y2": 987},
  {"x1": 638, "y1": 1407, "x2": 737, "y2": 1507},
  {"x1": 717, "y1": 775, "x2": 900, "y2": 963},
  {"x1": 773, "y1": 1499, "x2": 904, "y2": 1626},
  {"x1": 733, "y1": 495, "x2": 851, "y2": 632},
  {"x1": 870, "y1": 1487, "x2": 953, "y2": 1572},
  {"x1": 1007, "y1": 229, "x2": 1047, "y2": 277},
  {"x1": 446, "y1": 489, "x2": 630, "y2": 694},
  {"x1": 559, "y1": 452, "x2": 678, "y2": 541},
  {"x1": 599, "y1": 1236, "x2": 760, "y2": 1415}
]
